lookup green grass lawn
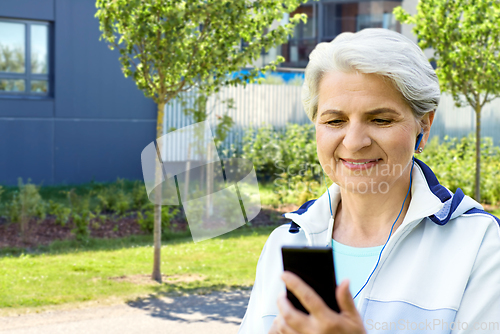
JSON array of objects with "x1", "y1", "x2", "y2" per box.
[
  {"x1": 1, "y1": 177, "x2": 499, "y2": 313},
  {"x1": 0, "y1": 226, "x2": 275, "y2": 311}
]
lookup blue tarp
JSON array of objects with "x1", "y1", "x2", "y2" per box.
[{"x1": 232, "y1": 69, "x2": 304, "y2": 83}]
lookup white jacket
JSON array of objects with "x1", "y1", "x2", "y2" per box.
[{"x1": 239, "y1": 159, "x2": 500, "y2": 334}]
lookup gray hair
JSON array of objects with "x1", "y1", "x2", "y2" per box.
[{"x1": 302, "y1": 28, "x2": 440, "y2": 122}]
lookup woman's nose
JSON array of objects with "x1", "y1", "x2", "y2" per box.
[{"x1": 342, "y1": 122, "x2": 372, "y2": 152}]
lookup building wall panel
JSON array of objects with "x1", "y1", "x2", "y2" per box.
[
  {"x1": 54, "y1": 0, "x2": 156, "y2": 120},
  {"x1": 0, "y1": 99, "x2": 54, "y2": 118},
  {"x1": 0, "y1": 119, "x2": 54, "y2": 185},
  {"x1": 0, "y1": 0, "x2": 54, "y2": 21},
  {"x1": 54, "y1": 119, "x2": 155, "y2": 184}
]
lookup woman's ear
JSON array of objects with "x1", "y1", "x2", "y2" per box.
[
  {"x1": 420, "y1": 111, "x2": 436, "y2": 148},
  {"x1": 422, "y1": 110, "x2": 436, "y2": 132}
]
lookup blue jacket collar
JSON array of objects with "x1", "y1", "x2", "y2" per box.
[{"x1": 283, "y1": 159, "x2": 483, "y2": 233}]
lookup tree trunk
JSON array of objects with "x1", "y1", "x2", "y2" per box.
[
  {"x1": 206, "y1": 141, "x2": 213, "y2": 219},
  {"x1": 20, "y1": 201, "x2": 28, "y2": 242},
  {"x1": 152, "y1": 102, "x2": 166, "y2": 283},
  {"x1": 475, "y1": 103, "x2": 482, "y2": 203},
  {"x1": 184, "y1": 144, "x2": 191, "y2": 200}
]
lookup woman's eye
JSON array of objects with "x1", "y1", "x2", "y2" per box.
[
  {"x1": 327, "y1": 119, "x2": 345, "y2": 125},
  {"x1": 373, "y1": 119, "x2": 392, "y2": 124}
]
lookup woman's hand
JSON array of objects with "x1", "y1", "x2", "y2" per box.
[{"x1": 268, "y1": 271, "x2": 366, "y2": 334}]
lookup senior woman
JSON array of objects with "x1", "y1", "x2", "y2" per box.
[{"x1": 238, "y1": 28, "x2": 500, "y2": 334}]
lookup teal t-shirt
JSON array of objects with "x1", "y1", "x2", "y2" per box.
[{"x1": 331, "y1": 239, "x2": 384, "y2": 304}]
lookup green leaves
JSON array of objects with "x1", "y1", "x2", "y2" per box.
[
  {"x1": 394, "y1": 0, "x2": 500, "y2": 107},
  {"x1": 6, "y1": 179, "x2": 46, "y2": 229},
  {"x1": 241, "y1": 123, "x2": 319, "y2": 182},
  {"x1": 421, "y1": 135, "x2": 500, "y2": 205},
  {"x1": 394, "y1": 0, "x2": 500, "y2": 200},
  {"x1": 95, "y1": 0, "x2": 310, "y2": 105}
]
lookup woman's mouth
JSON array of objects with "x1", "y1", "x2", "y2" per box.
[{"x1": 340, "y1": 159, "x2": 380, "y2": 170}]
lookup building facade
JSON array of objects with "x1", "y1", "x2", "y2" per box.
[
  {"x1": 281, "y1": 0, "x2": 403, "y2": 68},
  {"x1": 1, "y1": 0, "x2": 423, "y2": 186},
  {"x1": 251, "y1": 0, "x2": 419, "y2": 69},
  {"x1": 0, "y1": 0, "x2": 157, "y2": 185}
]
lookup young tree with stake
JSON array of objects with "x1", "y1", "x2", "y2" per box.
[
  {"x1": 95, "y1": 0, "x2": 309, "y2": 283},
  {"x1": 395, "y1": 1, "x2": 500, "y2": 202}
]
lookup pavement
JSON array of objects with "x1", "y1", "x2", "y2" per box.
[{"x1": 0, "y1": 289, "x2": 251, "y2": 334}]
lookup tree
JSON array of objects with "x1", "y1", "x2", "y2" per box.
[
  {"x1": 95, "y1": 0, "x2": 308, "y2": 283},
  {"x1": 394, "y1": 1, "x2": 500, "y2": 202}
]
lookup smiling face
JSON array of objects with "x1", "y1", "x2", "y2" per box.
[{"x1": 315, "y1": 71, "x2": 432, "y2": 195}]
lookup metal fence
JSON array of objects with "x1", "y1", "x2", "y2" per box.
[
  {"x1": 163, "y1": 85, "x2": 500, "y2": 161},
  {"x1": 163, "y1": 84, "x2": 310, "y2": 161},
  {"x1": 430, "y1": 94, "x2": 500, "y2": 144}
]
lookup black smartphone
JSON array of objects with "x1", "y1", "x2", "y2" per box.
[{"x1": 281, "y1": 246, "x2": 339, "y2": 314}]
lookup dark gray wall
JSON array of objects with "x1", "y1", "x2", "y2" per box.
[
  {"x1": 0, "y1": 119, "x2": 54, "y2": 185},
  {"x1": 0, "y1": 0, "x2": 54, "y2": 21},
  {"x1": 0, "y1": 0, "x2": 156, "y2": 185}
]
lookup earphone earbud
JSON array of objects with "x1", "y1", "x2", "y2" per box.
[{"x1": 415, "y1": 129, "x2": 424, "y2": 151}]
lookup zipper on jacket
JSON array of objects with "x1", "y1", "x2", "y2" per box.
[{"x1": 354, "y1": 217, "x2": 425, "y2": 306}]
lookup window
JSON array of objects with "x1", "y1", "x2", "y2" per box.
[
  {"x1": 0, "y1": 18, "x2": 50, "y2": 96},
  {"x1": 357, "y1": 13, "x2": 398, "y2": 31},
  {"x1": 323, "y1": 1, "x2": 401, "y2": 41},
  {"x1": 280, "y1": 1, "x2": 403, "y2": 68},
  {"x1": 282, "y1": 5, "x2": 318, "y2": 67},
  {"x1": 323, "y1": 3, "x2": 358, "y2": 41}
]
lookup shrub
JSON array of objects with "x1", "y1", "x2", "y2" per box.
[
  {"x1": 420, "y1": 134, "x2": 500, "y2": 205},
  {"x1": 71, "y1": 210, "x2": 95, "y2": 243},
  {"x1": 67, "y1": 189, "x2": 94, "y2": 243},
  {"x1": 273, "y1": 169, "x2": 325, "y2": 207},
  {"x1": 131, "y1": 180, "x2": 149, "y2": 210},
  {"x1": 240, "y1": 123, "x2": 331, "y2": 206},
  {"x1": 47, "y1": 200, "x2": 71, "y2": 226},
  {"x1": 95, "y1": 179, "x2": 130, "y2": 216},
  {"x1": 241, "y1": 123, "x2": 500, "y2": 206},
  {"x1": 241, "y1": 123, "x2": 320, "y2": 183},
  {"x1": 137, "y1": 204, "x2": 179, "y2": 236},
  {"x1": 6, "y1": 179, "x2": 46, "y2": 239}
]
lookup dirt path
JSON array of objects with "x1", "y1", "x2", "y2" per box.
[{"x1": 0, "y1": 289, "x2": 251, "y2": 334}]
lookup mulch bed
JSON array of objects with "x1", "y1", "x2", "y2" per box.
[{"x1": 0, "y1": 205, "x2": 298, "y2": 249}]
